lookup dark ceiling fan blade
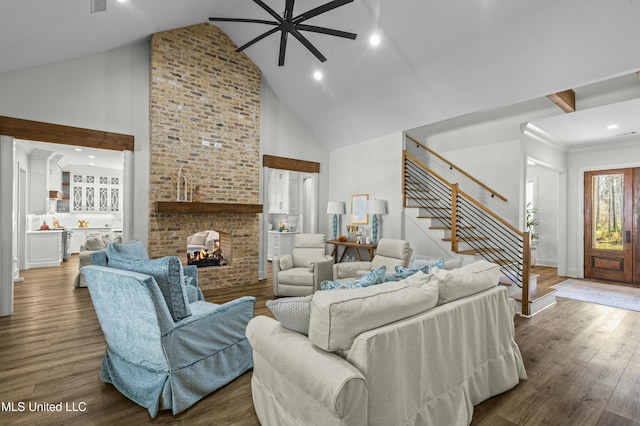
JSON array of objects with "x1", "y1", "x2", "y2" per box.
[
  {"x1": 253, "y1": 0, "x2": 284, "y2": 23},
  {"x1": 289, "y1": 28, "x2": 327, "y2": 63},
  {"x1": 296, "y1": 24, "x2": 357, "y2": 39},
  {"x1": 208, "y1": 17, "x2": 278, "y2": 26},
  {"x1": 284, "y1": 0, "x2": 295, "y2": 21},
  {"x1": 278, "y1": 30, "x2": 289, "y2": 66},
  {"x1": 293, "y1": 0, "x2": 353, "y2": 24},
  {"x1": 236, "y1": 27, "x2": 280, "y2": 52}
]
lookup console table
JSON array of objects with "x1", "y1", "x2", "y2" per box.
[{"x1": 327, "y1": 240, "x2": 377, "y2": 263}]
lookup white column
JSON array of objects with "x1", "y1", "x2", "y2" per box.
[{"x1": 0, "y1": 136, "x2": 15, "y2": 316}]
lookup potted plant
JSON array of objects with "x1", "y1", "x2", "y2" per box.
[{"x1": 526, "y1": 202, "x2": 539, "y2": 266}]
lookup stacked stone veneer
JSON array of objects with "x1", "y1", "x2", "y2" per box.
[{"x1": 149, "y1": 23, "x2": 261, "y2": 289}]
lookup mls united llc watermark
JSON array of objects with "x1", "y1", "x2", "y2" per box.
[{"x1": 1, "y1": 401, "x2": 87, "y2": 412}]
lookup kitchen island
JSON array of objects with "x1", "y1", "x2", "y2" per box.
[{"x1": 26, "y1": 229, "x2": 64, "y2": 268}]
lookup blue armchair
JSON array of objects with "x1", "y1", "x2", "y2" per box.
[{"x1": 81, "y1": 264, "x2": 256, "y2": 417}]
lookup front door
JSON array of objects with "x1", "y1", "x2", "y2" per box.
[{"x1": 584, "y1": 168, "x2": 634, "y2": 283}]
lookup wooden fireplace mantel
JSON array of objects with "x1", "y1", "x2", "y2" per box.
[{"x1": 155, "y1": 201, "x2": 263, "y2": 214}]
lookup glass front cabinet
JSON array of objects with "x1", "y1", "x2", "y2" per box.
[{"x1": 70, "y1": 168, "x2": 121, "y2": 213}]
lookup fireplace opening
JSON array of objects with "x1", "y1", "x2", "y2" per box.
[{"x1": 186, "y1": 230, "x2": 232, "y2": 268}]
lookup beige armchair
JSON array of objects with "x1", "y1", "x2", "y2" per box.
[
  {"x1": 332, "y1": 238, "x2": 412, "y2": 282},
  {"x1": 272, "y1": 234, "x2": 334, "y2": 297}
]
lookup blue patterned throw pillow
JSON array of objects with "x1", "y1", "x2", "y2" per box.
[
  {"x1": 266, "y1": 295, "x2": 313, "y2": 335},
  {"x1": 321, "y1": 266, "x2": 387, "y2": 290}
]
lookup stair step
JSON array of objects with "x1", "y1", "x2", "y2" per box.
[
  {"x1": 512, "y1": 284, "x2": 556, "y2": 317},
  {"x1": 442, "y1": 236, "x2": 489, "y2": 242},
  {"x1": 498, "y1": 273, "x2": 539, "y2": 286},
  {"x1": 512, "y1": 287, "x2": 556, "y2": 303},
  {"x1": 457, "y1": 247, "x2": 503, "y2": 255},
  {"x1": 405, "y1": 197, "x2": 439, "y2": 201},
  {"x1": 429, "y1": 225, "x2": 474, "y2": 230},
  {"x1": 494, "y1": 259, "x2": 518, "y2": 266}
]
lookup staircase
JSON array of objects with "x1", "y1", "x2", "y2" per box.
[{"x1": 403, "y1": 135, "x2": 556, "y2": 317}]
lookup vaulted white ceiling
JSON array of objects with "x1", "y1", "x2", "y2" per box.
[{"x1": 2, "y1": 0, "x2": 640, "y2": 149}]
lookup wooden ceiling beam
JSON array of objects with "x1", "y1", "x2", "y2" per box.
[{"x1": 546, "y1": 89, "x2": 576, "y2": 113}]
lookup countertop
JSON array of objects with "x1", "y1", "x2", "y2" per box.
[
  {"x1": 70, "y1": 227, "x2": 121, "y2": 231},
  {"x1": 268, "y1": 230, "x2": 298, "y2": 234},
  {"x1": 27, "y1": 229, "x2": 65, "y2": 234}
]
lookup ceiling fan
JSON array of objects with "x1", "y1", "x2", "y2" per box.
[{"x1": 209, "y1": 0, "x2": 357, "y2": 66}]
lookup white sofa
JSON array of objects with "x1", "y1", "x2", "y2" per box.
[{"x1": 247, "y1": 260, "x2": 527, "y2": 425}]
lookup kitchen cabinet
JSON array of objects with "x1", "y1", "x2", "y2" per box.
[
  {"x1": 267, "y1": 170, "x2": 299, "y2": 215},
  {"x1": 69, "y1": 167, "x2": 121, "y2": 213},
  {"x1": 56, "y1": 171, "x2": 71, "y2": 213},
  {"x1": 28, "y1": 149, "x2": 53, "y2": 214},
  {"x1": 26, "y1": 230, "x2": 63, "y2": 268},
  {"x1": 267, "y1": 231, "x2": 298, "y2": 261}
]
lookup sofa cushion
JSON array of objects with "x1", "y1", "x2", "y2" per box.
[
  {"x1": 277, "y1": 268, "x2": 315, "y2": 286},
  {"x1": 430, "y1": 260, "x2": 501, "y2": 305},
  {"x1": 107, "y1": 254, "x2": 191, "y2": 321},
  {"x1": 83, "y1": 235, "x2": 107, "y2": 251},
  {"x1": 411, "y1": 256, "x2": 462, "y2": 270},
  {"x1": 279, "y1": 254, "x2": 294, "y2": 271},
  {"x1": 106, "y1": 240, "x2": 150, "y2": 260},
  {"x1": 309, "y1": 273, "x2": 438, "y2": 352},
  {"x1": 189, "y1": 231, "x2": 208, "y2": 246},
  {"x1": 266, "y1": 295, "x2": 313, "y2": 335},
  {"x1": 320, "y1": 266, "x2": 386, "y2": 290}
]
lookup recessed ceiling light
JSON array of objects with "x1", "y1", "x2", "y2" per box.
[
  {"x1": 88, "y1": 163, "x2": 95, "y2": 167},
  {"x1": 606, "y1": 124, "x2": 619, "y2": 130},
  {"x1": 369, "y1": 34, "x2": 381, "y2": 47},
  {"x1": 88, "y1": 155, "x2": 95, "y2": 159},
  {"x1": 74, "y1": 148, "x2": 82, "y2": 152},
  {"x1": 313, "y1": 71, "x2": 323, "y2": 81}
]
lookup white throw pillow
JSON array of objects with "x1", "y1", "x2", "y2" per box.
[{"x1": 431, "y1": 260, "x2": 500, "y2": 305}]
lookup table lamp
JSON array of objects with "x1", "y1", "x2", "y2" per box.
[
  {"x1": 326, "y1": 201, "x2": 345, "y2": 240},
  {"x1": 368, "y1": 199, "x2": 387, "y2": 244}
]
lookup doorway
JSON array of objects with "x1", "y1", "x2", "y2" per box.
[{"x1": 584, "y1": 168, "x2": 637, "y2": 283}]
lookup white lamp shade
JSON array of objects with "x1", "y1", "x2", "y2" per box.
[
  {"x1": 327, "y1": 201, "x2": 345, "y2": 215},
  {"x1": 368, "y1": 199, "x2": 387, "y2": 215}
]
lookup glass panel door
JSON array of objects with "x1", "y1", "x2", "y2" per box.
[{"x1": 584, "y1": 169, "x2": 633, "y2": 283}]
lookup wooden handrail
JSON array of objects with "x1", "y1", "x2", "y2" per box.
[
  {"x1": 404, "y1": 151, "x2": 523, "y2": 238},
  {"x1": 405, "y1": 134, "x2": 508, "y2": 202}
]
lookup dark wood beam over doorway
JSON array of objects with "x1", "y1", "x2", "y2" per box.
[{"x1": 0, "y1": 116, "x2": 134, "y2": 151}]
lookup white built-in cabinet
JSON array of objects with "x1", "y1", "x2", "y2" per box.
[
  {"x1": 69, "y1": 167, "x2": 121, "y2": 213},
  {"x1": 28, "y1": 149, "x2": 53, "y2": 214},
  {"x1": 267, "y1": 170, "x2": 299, "y2": 215},
  {"x1": 267, "y1": 231, "x2": 298, "y2": 261}
]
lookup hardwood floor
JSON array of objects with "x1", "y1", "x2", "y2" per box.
[{"x1": 1, "y1": 259, "x2": 639, "y2": 425}]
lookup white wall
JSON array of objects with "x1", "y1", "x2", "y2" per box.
[
  {"x1": 329, "y1": 132, "x2": 404, "y2": 245},
  {"x1": 260, "y1": 78, "x2": 330, "y2": 233},
  {"x1": 0, "y1": 41, "x2": 150, "y2": 244}
]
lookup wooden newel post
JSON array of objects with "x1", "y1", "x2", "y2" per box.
[
  {"x1": 522, "y1": 231, "x2": 531, "y2": 316},
  {"x1": 451, "y1": 183, "x2": 458, "y2": 253}
]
